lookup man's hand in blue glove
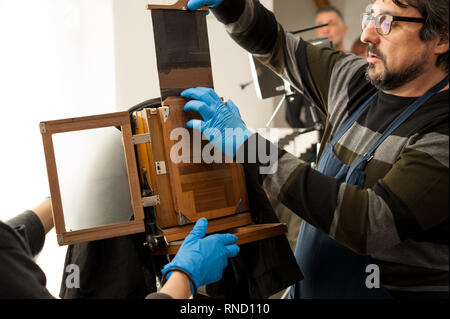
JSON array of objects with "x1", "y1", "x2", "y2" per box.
[
  {"x1": 161, "y1": 218, "x2": 240, "y2": 295},
  {"x1": 187, "y1": 0, "x2": 224, "y2": 10},
  {"x1": 182, "y1": 87, "x2": 253, "y2": 159}
]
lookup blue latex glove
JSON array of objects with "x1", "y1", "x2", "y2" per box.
[
  {"x1": 161, "y1": 218, "x2": 240, "y2": 294},
  {"x1": 182, "y1": 87, "x2": 253, "y2": 159},
  {"x1": 187, "y1": 0, "x2": 224, "y2": 10}
]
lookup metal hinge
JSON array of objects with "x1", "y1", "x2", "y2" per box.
[
  {"x1": 161, "y1": 106, "x2": 169, "y2": 122},
  {"x1": 132, "y1": 133, "x2": 151, "y2": 145},
  {"x1": 142, "y1": 195, "x2": 160, "y2": 207},
  {"x1": 155, "y1": 161, "x2": 167, "y2": 175},
  {"x1": 133, "y1": 115, "x2": 139, "y2": 130},
  {"x1": 39, "y1": 123, "x2": 46, "y2": 134},
  {"x1": 178, "y1": 212, "x2": 191, "y2": 225},
  {"x1": 149, "y1": 107, "x2": 169, "y2": 122}
]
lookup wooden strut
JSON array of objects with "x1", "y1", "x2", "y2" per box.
[{"x1": 147, "y1": 0, "x2": 208, "y2": 11}]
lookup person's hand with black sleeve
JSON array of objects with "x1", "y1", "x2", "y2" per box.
[{"x1": 148, "y1": 218, "x2": 240, "y2": 299}]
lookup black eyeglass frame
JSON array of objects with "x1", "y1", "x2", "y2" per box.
[{"x1": 361, "y1": 12, "x2": 426, "y2": 35}]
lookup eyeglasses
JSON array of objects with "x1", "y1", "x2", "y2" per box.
[{"x1": 361, "y1": 12, "x2": 425, "y2": 35}]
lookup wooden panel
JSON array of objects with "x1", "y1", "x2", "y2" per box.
[
  {"x1": 40, "y1": 112, "x2": 145, "y2": 246},
  {"x1": 135, "y1": 109, "x2": 178, "y2": 228},
  {"x1": 150, "y1": 8, "x2": 213, "y2": 100},
  {"x1": 159, "y1": 97, "x2": 250, "y2": 223},
  {"x1": 154, "y1": 223, "x2": 288, "y2": 255},
  {"x1": 162, "y1": 212, "x2": 253, "y2": 242},
  {"x1": 121, "y1": 122, "x2": 145, "y2": 221}
]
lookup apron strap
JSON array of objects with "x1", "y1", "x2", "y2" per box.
[
  {"x1": 362, "y1": 77, "x2": 449, "y2": 162},
  {"x1": 348, "y1": 77, "x2": 449, "y2": 179}
]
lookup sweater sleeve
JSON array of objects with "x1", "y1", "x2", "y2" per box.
[
  {"x1": 212, "y1": 0, "x2": 347, "y2": 116},
  {"x1": 0, "y1": 218, "x2": 54, "y2": 299},
  {"x1": 236, "y1": 133, "x2": 449, "y2": 256},
  {"x1": 6, "y1": 210, "x2": 46, "y2": 257}
]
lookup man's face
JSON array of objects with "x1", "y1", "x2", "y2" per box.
[
  {"x1": 361, "y1": 0, "x2": 434, "y2": 91},
  {"x1": 315, "y1": 11, "x2": 348, "y2": 49}
]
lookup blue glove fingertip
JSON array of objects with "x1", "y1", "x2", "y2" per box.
[
  {"x1": 186, "y1": 120, "x2": 194, "y2": 129},
  {"x1": 180, "y1": 89, "x2": 191, "y2": 98},
  {"x1": 186, "y1": 119, "x2": 205, "y2": 132},
  {"x1": 186, "y1": 0, "x2": 202, "y2": 10},
  {"x1": 225, "y1": 245, "x2": 240, "y2": 258},
  {"x1": 188, "y1": 217, "x2": 208, "y2": 239},
  {"x1": 222, "y1": 233, "x2": 238, "y2": 245}
]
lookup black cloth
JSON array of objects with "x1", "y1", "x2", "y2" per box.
[
  {"x1": 59, "y1": 232, "x2": 163, "y2": 299},
  {"x1": 0, "y1": 211, "x2": 53, "y2": 299},
  {"x1": 59, "y1": 94, "x2": 303, "y2": 299},
  {"x1": 205, "y1": 163, "x2": 304, "y2": 298},
  {"x1": 59, "y1": 167, "x2": 303, "y2": 299},
  {"x1": 285, "y1": 91, "x2": 326, "y2": 129},
  {"x1": 59, "y1": 178, "x2": 303, "y2": 299}
]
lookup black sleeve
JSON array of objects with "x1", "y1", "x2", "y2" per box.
[
  {"x1": 212, "y1": 0, "x2": 246, "y2": 25},
  {"x1": 0, "y1": 221, "x2": 54, "y2": 299},
  {"x1": 213, "y1": 0, "x2": 278, "y2": 55},
  {"x1": 6, "y1": 210, "x2": 45, "y2": 257}
]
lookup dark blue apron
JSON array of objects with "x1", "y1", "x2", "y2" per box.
[{"x1": 290, "y1": 78, "x2": 449, "y2": 299}]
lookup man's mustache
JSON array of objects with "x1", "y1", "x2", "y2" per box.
[{"x1": 366, "y1": 45, "x2": 385, "y2": 62}]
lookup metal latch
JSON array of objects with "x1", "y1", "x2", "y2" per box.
[
  {"x1": 142, "y1": 195, "x2": 160, "y2": 207},
  {"x1": 155, "y1": 161, "x2": 167, "y2": 175},
  {"x1": 132, "y1": 133, "x2": 151, "y2": 145}
]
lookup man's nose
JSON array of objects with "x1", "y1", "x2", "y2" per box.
[
  {"x1": 361, "y1": 19, "x2": 379, "y2": 45},
  {"x1": 316, "y1": 27, "x2": 329, "y2": 37}
]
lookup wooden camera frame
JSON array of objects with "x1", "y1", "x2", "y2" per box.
[
  {"x1": 40, "y1": 102, "x2": 287, "y2": 254},
  {"x1": 40, "y1": 112, "x2": 146, "y2": 246},
  {"x1": 39, "y1": 0, "x2": 287, "y2": 254}
]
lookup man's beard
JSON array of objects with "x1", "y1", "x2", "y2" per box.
[{"x1": 365, "y1": 44, "x2": 426, "y2": 91}]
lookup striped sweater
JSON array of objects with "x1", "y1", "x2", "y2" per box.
[{"x1": 215, "y1": 0, "x2": 449, "y2": 292}]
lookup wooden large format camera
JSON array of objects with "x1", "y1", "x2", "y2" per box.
[{"x1": 40, "y1": 0, "x2": 287, "y2": 254}]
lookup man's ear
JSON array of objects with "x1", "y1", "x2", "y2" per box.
[{"x1": 434, "y1": 30, "x2": 449, "y2": 55}]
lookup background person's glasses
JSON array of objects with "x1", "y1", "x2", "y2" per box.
[{"x1": 361, "y1": 12, "x2": 425, "y2": 35}]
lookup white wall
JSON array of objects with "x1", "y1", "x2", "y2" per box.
[
  {"x1": 0, "y1": 0, "x2": 116, "y2": 298},
  {"x1": 113, "y1": 0, "x2": 275, "y2": 130},
  {"x1": 333, "y1": 0, "x2": 372, "y2": 50}
]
